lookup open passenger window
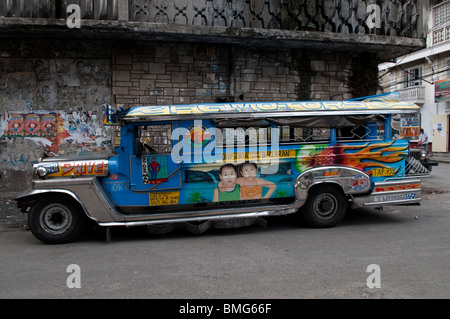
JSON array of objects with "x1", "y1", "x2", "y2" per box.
[
  {"x1": 137, "y1": 124, "x2": 173, "y2": 154},
  {"x1": 337, "y1": 120, "x2": 384, "y2": 142},
  {"x1": 279, "y1": 126, "x2": 331, "y2": 144},
  {"x1": 220, "y1": 127, "x2": 274, "y2": 147}
]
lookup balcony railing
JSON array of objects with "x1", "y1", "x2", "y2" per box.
[
  {"x1": 397, "y1": 86, "x2": 425, "y2": 104},
  {"x1": 0, "y1": 0, "x2": 422, "y2": 38},
  {"x1": 432, "y1": 21, "x2": 450, "y2": 45}
]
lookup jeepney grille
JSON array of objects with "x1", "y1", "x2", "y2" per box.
[{"x1": 409, "y1": 149, "x2": 421, "y2": 161}]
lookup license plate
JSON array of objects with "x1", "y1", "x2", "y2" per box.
[{"x1": 372, "y1": 167, "x2": 395, "y2": 177}]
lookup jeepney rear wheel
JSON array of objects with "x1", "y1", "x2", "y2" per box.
[
  {"x1": 28, "y1": 196, "x2": 86, "y2": 244},
  {"x1": 300, "y1": 185, "x2": 347, "y2": 228}
]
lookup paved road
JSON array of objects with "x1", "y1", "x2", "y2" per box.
[{"x1": 1, "y1": 164, "x2": 449, "y2": 300}]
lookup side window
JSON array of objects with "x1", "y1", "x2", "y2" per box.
[
  {"x1": 337, "y1": 121, "x2": 384, "y2": 142},
  {"x1": 220, "y1": 126, "x2": 273, "y2": 147},
  {"x1": 138, "y1": 124, "x2": 173, "y2": 154},
  {"x1": 218, "y1": 125, "x2": 331, "y2": 145},
  {"x1": 279, "y1": 126, "x2": 331, "y2": 144}
]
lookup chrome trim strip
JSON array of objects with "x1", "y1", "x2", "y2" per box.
[
  {"x1": 351, "y1": 178, "x2": 422, "y2": 208},
  {"x1": 99, "y1": 208, "x2": 298, "y2": 227},
  {"x1": 373, "y1": 178, "x2": 421, "y2": 186},
  {"x1": 114, "y1": 192, "x2": 304, "y2": 224},
  {"x1": 362, "y1": 198, "x2": 421, "y2": 206},
  {"x1": 372, "y1": 189, "x2": 420, "y2": 196}
]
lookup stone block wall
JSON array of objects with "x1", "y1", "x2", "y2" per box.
[
  {"x1": 112, "y1": 42, "x2": 354, "y2": 108},
  {"x1": 112, "y1": 42, "x2": 231, "y2": 106}
]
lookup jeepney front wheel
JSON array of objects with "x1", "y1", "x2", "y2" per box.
[
  {"x1": 28, "y1": 196, "x2": 86, "y2": 244},
  {"x1": 300, "y1": 185, "x2": 347, "y2": 228}
]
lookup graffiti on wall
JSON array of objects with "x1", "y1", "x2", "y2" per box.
[
  {"x1": 3, "y1": 112, "x2": 58, "y2": 138},
  {"x1": 0, "y1": 110, "x2": 111, "y2": 169}
]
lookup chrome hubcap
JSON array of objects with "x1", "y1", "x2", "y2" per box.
[
  {"x1": 313, "y1": 193, "x2": 337, "y2": 219},
  {"x1": 39, "y1": 204, "x2": 72, "y2": 234}
]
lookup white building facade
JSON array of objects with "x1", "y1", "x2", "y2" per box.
[{"x1": 379, "y1": 0, "x2": 450, "y2": 153}]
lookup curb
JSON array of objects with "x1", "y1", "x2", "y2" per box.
[{"x1": 431, "y1": 157, "x2": 450, "y2": 163}]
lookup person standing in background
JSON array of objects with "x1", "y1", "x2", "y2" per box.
[{"x1": 418, "y1": 129, "x2": 429, "y2": 152}]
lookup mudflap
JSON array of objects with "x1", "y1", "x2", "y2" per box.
[{"x1": 147, "y1": 218, "x2": 267, "y2": 235}]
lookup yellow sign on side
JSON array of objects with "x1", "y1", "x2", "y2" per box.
[
  {"x1": 149, "y1": 191, "x2": 180, "y2": 206},
  {"x1": 372, "y1": 167, "x2": 395, "y2": 177},
  {"x1": 221, "y1": 149, "x2": 296, "y2": 162}
]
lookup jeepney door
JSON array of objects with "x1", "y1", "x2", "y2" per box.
[{"x1": 129, "y1": 122, "x2": 182, "y2": 192}]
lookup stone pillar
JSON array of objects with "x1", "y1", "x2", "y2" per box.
[{"x1": 117, "y1": 0, "x2": 127, "y2": 21}]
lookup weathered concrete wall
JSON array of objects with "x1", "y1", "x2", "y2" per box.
[
  {"x1": 0, "y1": 39, "x2": 112, "y2": 110},
  {"x1": 0, "y1": 38, "x2": 375, "y2": 192}
]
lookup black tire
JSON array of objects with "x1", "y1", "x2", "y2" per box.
[
  {"x1": 300, "y1": 185, "x2": 347, "y2": 228},
  {"x1": 28, "y1": 196, "x2": 86, "y2": 244}
]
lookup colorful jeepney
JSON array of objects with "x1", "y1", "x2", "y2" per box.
[{"x1": 16, "y1": 99, "x2": 429, "y2": 243}]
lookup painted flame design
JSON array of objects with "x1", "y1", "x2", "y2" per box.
[
  {"x1": 338, "y1": 141, "x2": 408, "y2": 175},
  {"x1": 296, "y1": 141, "x2": 408, "y2": 175}
]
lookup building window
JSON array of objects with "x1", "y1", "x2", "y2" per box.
[
  {"x1": 433, "y1": 1, "x2": 450, "y2": 44},
  {"x1": 403, "y1": 67, "x2": 422, "y2": 88},
  {"x1": 434, "y1": 2, "x2": 450, "y2": 28}
]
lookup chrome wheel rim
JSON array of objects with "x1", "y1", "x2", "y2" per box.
[
  {"x1": 39, "y1": 204, "x2": 72, "y2": 234},
  {"x1": 313, "y1": 193, "x2": 337, "y2": 219}
]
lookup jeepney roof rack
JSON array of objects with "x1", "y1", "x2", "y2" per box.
[{"x1": 102, "y1": 97, "x2": 419, "y2": 124}]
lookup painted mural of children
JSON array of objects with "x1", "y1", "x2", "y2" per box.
[
  {"x1": 236, "y1": 162, "x2": 276, "y2": 200},
  {"x1": 213, "y1": 164, "x2": 241, "y2": 202}
]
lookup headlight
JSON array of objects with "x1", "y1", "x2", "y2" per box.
[
  {"x1": 36, "y1": 166, "x2": 47, "y2": 177},
  {"x1": 420, "y1": 150, "x2": 427, "y2": 158}
]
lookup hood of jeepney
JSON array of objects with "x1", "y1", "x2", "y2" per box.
[{"x1": 33, "y1": 157, "x2": 109, "y2": 179}]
